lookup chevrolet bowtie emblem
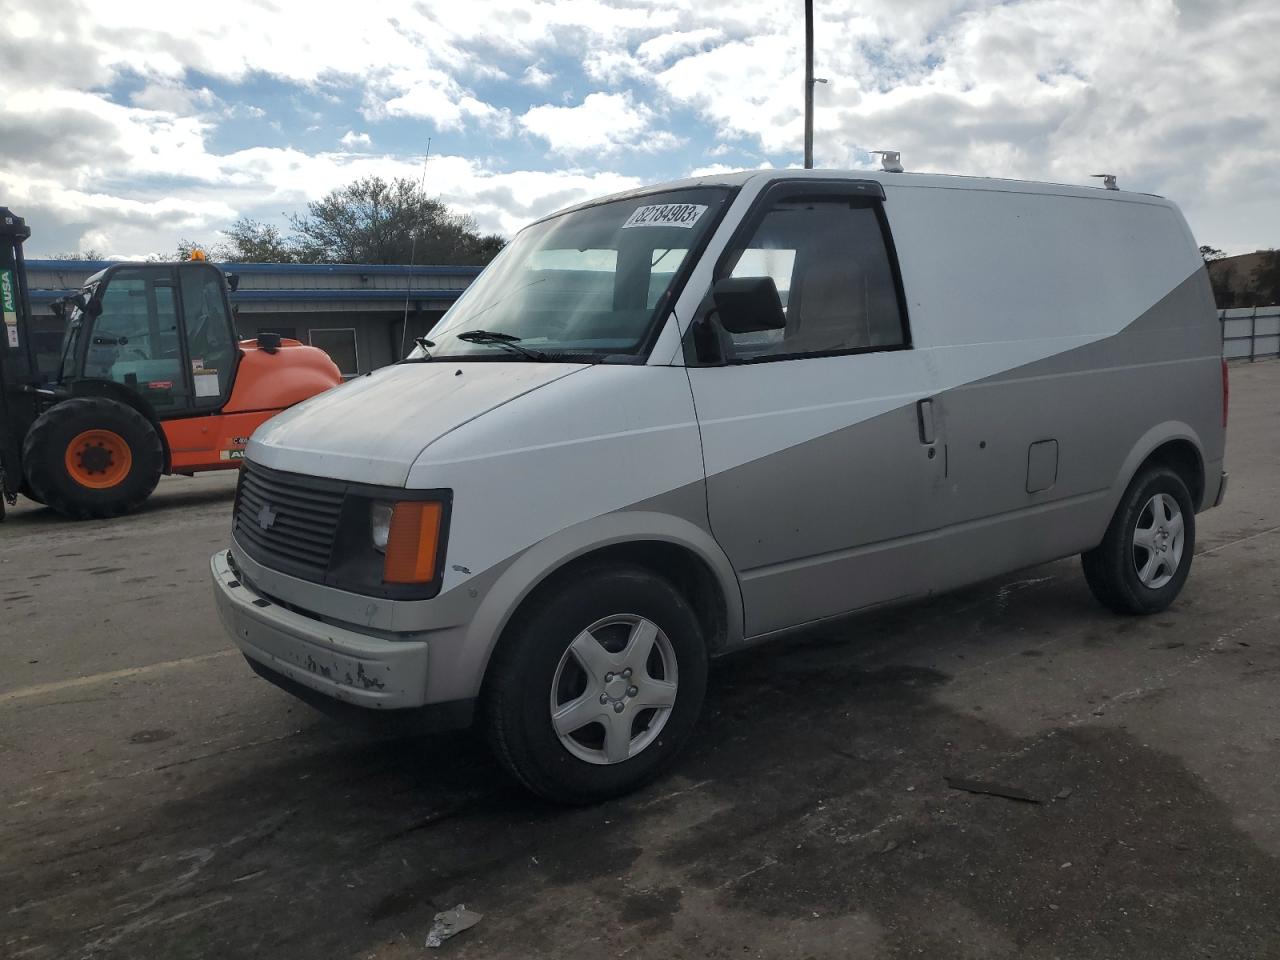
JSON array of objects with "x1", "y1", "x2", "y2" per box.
[{"x1": 257, "y1": 503, "x2": 278, "y2": 531}]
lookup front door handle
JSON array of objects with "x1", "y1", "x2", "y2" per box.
[{"x1": 917, "y1": 398, "x2": 936, "y2": 445}]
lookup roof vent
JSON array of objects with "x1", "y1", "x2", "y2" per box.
[
  {"x1": 871, "y1": 150, "x2": 904, "y2": 173},
  {"x1": 1091, "y1": 173, "x2": 1119, "y2": 191}
]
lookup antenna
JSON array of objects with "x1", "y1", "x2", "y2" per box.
[
  {"x1": 400, "y1": 137, "x2": 432, "y2": 358},
  {"x1": 1090, "y1": 173, "x2": 1118, "y2": 191}
]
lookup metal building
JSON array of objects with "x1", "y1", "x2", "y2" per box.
[{"x1": 24, "y1": 260, "x2": 481, "y2": 379}]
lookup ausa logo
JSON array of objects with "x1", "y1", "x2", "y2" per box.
[{"x1": 257, "y1": 503, "x2": 278, "y2": 531}]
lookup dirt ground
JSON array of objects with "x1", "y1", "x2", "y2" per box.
[{"x1": 2, "y1": 361, "x2": 1278, "y2": 960}]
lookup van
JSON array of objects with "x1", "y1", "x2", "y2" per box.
[{"x1": 211, "y1": 169, "x2": 1228, "y2": 802}]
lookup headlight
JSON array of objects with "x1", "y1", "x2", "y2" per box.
[
  {"x1": 329, "y1": 491, "x2": 450, "y2": 599},
  {"x1": 381, "y1": 501, "x2": 445, "y2": 585},
  {"x1": 366, "y1": 499, "x2": 445, "y2": 583},
  {"x1": 370, "y1": 501, "x2": 394, "y2": 553}
]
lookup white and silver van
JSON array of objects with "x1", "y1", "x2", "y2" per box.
[{"x1": 212, "y1": 169, "x2": 1228, "y2": 802}]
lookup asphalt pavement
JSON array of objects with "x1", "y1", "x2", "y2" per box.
[{"x1": 2, "y1": 361, "x2": 1278, "y2": 959}]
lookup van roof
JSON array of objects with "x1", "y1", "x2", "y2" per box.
[{"x1": 542, "y1": 168, "x2": 1172, "y2": 224}]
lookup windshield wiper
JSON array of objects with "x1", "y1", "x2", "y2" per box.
[{"x1": 455, "y1": 329, "x2": 548, "y2": 361}]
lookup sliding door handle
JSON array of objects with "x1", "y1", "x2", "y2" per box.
[{"x1": 917, "y1": 398, "x2": 936, "y2": 445}]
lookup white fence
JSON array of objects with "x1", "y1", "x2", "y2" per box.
[{"x1": 1221, "y1": 306, "x2": 1280, "y2": 361}]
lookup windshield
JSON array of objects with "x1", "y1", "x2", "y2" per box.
[{"x1": 415, "y1": 187, "x2": 730, "y2": 362}]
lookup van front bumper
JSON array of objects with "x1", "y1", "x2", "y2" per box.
[{"x1": 211, "y1": 550, "x2": 430, "y2": 710}]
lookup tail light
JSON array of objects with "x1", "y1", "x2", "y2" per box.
[{"x1": 1222, "y1": 358, "x2": 1229, "y2": 428}]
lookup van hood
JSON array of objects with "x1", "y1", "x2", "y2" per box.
[{"x1": 247, "y1": 361, "x2": 588, "y2": 486}]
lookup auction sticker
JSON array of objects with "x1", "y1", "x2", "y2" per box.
[{"x1": 622, "y1": 203, "x2": 707, "y2": 229}]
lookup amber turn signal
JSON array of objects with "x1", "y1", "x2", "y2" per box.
[{"x1": 382, "y1": 501, "x2": 444, "y2": 584}]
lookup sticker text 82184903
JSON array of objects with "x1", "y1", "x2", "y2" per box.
[{"x1": 621, "y1": 203, "x2": 708, "y2": 229}]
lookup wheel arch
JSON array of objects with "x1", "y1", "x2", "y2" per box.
[
  {"x1": 459, "y1": 510, "x2": 744, "y2": 702},
  {"x1": 1111, "y1": 422, "x2": 1206, "y2": 516}
]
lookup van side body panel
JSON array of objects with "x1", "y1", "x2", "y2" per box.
[
  {"x1": 686, "y1": 176, "x2": 1222, "y2": 638},
  {"x1": 726, "y1": 269, "x2": 1220, "y2": 637}
]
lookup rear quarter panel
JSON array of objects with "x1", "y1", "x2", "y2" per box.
[{"x1": 879, "y1": 183, "x2": 1221, "y2": 579}]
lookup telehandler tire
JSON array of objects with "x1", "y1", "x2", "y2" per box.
[{"x1": 23, "y1": 397, "x2": 164, "y2": 520}]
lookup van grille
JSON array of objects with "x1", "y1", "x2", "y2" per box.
[{"x1": 233, "y1": 461, "x2": 344, "y2": 579}]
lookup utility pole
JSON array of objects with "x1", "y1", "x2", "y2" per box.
[{"x1": 804, "y1": 0, "x2": 814, "y2": 168}]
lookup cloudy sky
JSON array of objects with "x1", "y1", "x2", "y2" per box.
[{"x1": 4, "y1": 0, "x2": 1278, "y2": 258}]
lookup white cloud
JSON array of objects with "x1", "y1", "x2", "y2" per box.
[
  {"x1": 3, "y1": 135, "x2": 642, "y2": 257},
  {"x1": 339, "y1": 130, "x2": 373, "y2": 149},
  {"x1": 636, "y1": 28, "x2": 723, "y2": 67},
  {"x1": 368, "y1": 65, "x2": 513, "y2": 133},
  {"x1": 130, "y1": 81, "x2": 220, "y2": 115},
  {"x1": 521, "y1": 92, "x2": 679, "y2": 155},
  {"x1": 522, "y1": 65, "x2": 554, "y2": 88},
  {"x1": 2, "y1": 0, "x2": 1279, "y2": 256}
]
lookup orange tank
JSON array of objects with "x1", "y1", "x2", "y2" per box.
[{"x1": 163, "y1": 339, "x2": 343, "y2": 473}]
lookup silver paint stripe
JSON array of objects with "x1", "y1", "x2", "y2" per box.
[
  {"x1": 737, "y1": 487, "x2": 1110, "y2": 580},
  {"x1": 957, "y1": 354, "x2": 1215, "y2": 393}
]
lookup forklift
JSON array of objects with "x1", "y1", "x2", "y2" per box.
[{"x1": 0, "y1": 208, "x2": 343, "y2": 520}]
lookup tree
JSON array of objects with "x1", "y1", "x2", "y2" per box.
[
  {"x1": 288, "y1": 176, "x2": 505, "y2": 266},
  {"x1": 49, "y1": 250, "x2": 104, "y2": 261},
  {"x1": 1251, "y1": 250, "x2": 1280, "y2": 307},
  {"x1": 149, "y1": 177, "x2": 506, "y2": 266},
  {"x1": 144, "y1": 240, "x2": 213, "y2": 263},
  {"x1": 1209, "y1": 265, "x2": 1236, "y2": 309},
  {"x1": 1199, "y1": 244, "x2": 1226, "y2": 262},
  {"x1": 218, "y1": 218, "x2": 295, "y2": 263}
]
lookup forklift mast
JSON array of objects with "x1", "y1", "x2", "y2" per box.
[{"x1": 0, "y1": 207, "x2": 37, "y2": 514}]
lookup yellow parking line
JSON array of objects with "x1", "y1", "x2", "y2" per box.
[{"x1": 0, "y1": 650, "x2": 238, "y2": 705}]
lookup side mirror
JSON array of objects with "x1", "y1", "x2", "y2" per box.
[
  {"x1": 226, "y1": 273, "x2": 240, "y2": 293},
  {"x1": 711, "y1": 276, "x2": 786, "y2": 334}
]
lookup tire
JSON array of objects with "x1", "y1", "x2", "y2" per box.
[
  {"x1": 22, "y1": 398, "x2": 165, "y2": 520},
  {"x1": 484, "y1": 564, "x2": 709, "y2": 804},
  {"x1": 1082, "y1": 465, "x2": 1196, "y2": 615},
  {"x1": 19, "y1": 480, "x2": 44, "y2": 505}
]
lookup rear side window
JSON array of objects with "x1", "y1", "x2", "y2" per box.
[{"x1": 720, "y1": 198, "x2": 907, "y2": 361}]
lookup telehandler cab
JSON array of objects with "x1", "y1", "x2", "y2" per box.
[{"x1": 0, "y1": 208, "x2": 342, "y2": 519}]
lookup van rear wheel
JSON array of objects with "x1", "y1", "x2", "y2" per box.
[
  {"x1": 484, "y1": 565, "x2": 708, "y2": 803},
  {"x1": 1082, "y1": 465, "x2": 1196, "y2": 615}
]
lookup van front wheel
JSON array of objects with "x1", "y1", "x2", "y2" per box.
[
  {"x1": 484, "y1": 565, "x2": 708, "y2": 803},
  {"x1": 1082, "y1": 466, "x2": 1196, "y2": 615}
]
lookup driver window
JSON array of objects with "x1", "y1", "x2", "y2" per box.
[
  {"x1": 86, "y1": 270, "x2": 189, "y2": 410},
  {"x1": 180, "y1": 268, "x2": 234, "y2": 406},
  {"x1": 720, "y1": 199, "x2": 907, "y2": 361}
]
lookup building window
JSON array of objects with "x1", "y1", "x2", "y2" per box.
[{"x1": 309, "y1": 328, "x2": 359, "y2": 377}]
